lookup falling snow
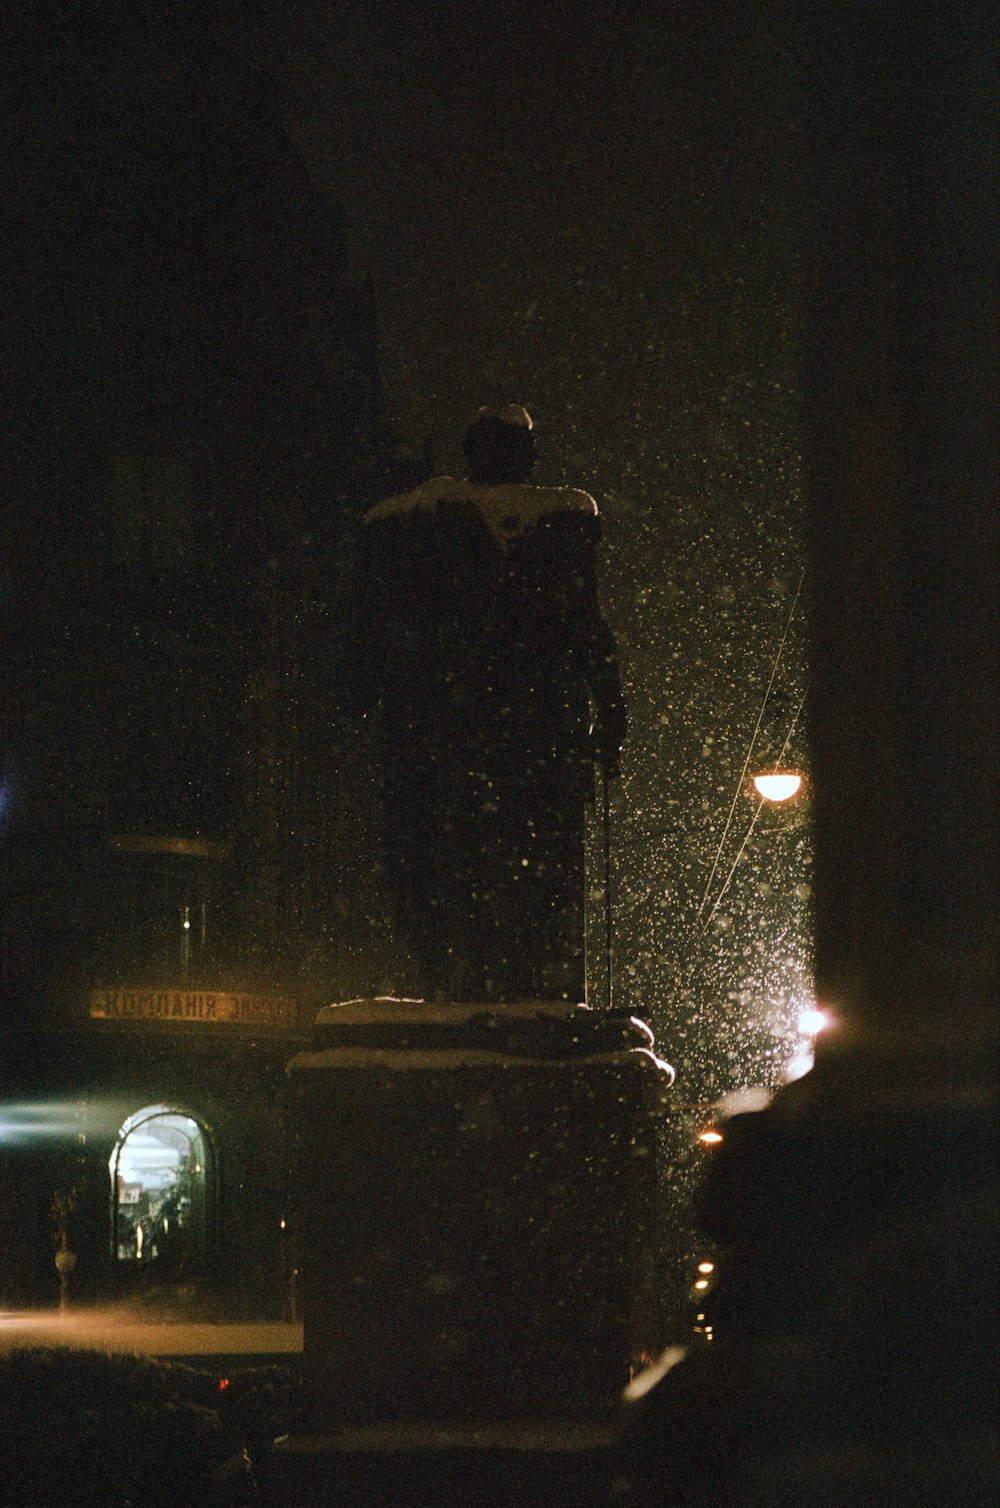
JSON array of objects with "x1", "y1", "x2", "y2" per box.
[{"x1": 278, "y1": 2, "x2": 815, "y2": 1120}]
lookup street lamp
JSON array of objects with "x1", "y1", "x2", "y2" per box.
[
  {"x1": 752, "y1": 771, "x2": 803, "y2": 803},
  {"x1": 745, "y1": 689, "x2": 809, "y2": 831}
]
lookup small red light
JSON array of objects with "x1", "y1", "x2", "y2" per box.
[{"x1": 218, "y1": 1378, "x2": 230, "y2": 1391}]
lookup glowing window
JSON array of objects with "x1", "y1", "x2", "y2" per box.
[{"x1": 110, "y1": 1106, "x2": 212, "y2": 1269}]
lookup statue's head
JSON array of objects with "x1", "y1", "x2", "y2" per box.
[{"x1": 464, "y1": 405, "x2": 537, "y2": 484}]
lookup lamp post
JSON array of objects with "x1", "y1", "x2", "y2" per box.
[
  {"x1": 54, "y1": 1244, "x2": 76, "y2": 1314},
  {"x1": 50, "y1": 1188, "x2": 77, "y2": 1314}
]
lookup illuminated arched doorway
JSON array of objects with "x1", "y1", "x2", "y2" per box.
[{"x1": 110, "y1": 1105, "x2": 213, "y2": 1275}]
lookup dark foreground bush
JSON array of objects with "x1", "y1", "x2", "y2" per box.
[{"x1": 0, "y1": 1349, "x2": 301, "y2": 1507}]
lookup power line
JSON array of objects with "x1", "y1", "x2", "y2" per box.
[{"x1": 693, "y1": 564, "x2": 806, "y2": 925}]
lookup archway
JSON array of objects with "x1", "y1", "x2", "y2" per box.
[{"x1": 109, "y1": 1105, "x2": 212, "y2": 1277}]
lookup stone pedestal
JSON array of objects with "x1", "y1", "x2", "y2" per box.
[{"x1": 282, "y1": 998, "x2": 673, "y2": 1432}]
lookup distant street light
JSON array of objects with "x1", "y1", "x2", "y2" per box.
[
  {"x1": 797, "y1": 1006, "x2": 833, "y2": 1037},
  {"x1": 752, "y1": 771, "x2": 803, "y2": 803},
  {"x1": 745, "y1": 764, "x2": 809, "y2": 836}
]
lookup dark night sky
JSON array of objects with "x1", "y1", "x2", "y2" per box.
[
  {"x1": 272, "y1": 1, "x2": 815, "y2": 1091},
  {"x1": 283, "y1": 3, "x2": 806, "y2": 469}
]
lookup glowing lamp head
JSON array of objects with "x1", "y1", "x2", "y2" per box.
[
  {"x1": 698, "y1": 1129, "x2": 724, "y2": 1146},
  {"x1": 752, "y1": 772, "x2": 803, "y2": 803},
  {"x1": 797, "y1": 1007, "x2": 832, "y2": 1037}
]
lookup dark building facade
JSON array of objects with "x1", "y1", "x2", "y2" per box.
[{"x1": 1, "y1": 7, "x2": 398, "y2": 1311}]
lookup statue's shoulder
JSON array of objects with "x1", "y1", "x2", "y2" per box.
[
  {"x1": 364, "y1": 477, "x2": 466, "y2": 524},
  {"x1": 473, "y1": 484, "x2": 599, "y2": 543},
  {"x1": 508, "y1": 485, "x2": 598, "y2": 520},
  {"x1": 364, "y1": 480, "x2": 599, "y2": 549}
]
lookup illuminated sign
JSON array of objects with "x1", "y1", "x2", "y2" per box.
[{"x1": 89, "y1": 988, "x2": 297, "y2": 1030}]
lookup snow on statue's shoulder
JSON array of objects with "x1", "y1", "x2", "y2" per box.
[{"x1": 365, "y1": 477, "x2": 598, "y2": 547}]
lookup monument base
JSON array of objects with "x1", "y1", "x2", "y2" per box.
[{"x1": 283, "y1": 998, "x2": 674, "y2": 1432}]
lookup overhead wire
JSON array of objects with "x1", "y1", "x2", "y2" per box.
[
  {"x1": 697, "y1": 799, "x2": 764, "y2": 936},
  {"x1": 687, "y1": 679, "x2": 810, "y2": 951},
  {"x1": 765, "y1": 679, "x2": 810, "y2": 777},
  {"x1": 693, "y1": 564, "x2": 806, "y2": 926},
  {"x1": 665, "y1": 565, "x2": 808, "y2": 1005}
]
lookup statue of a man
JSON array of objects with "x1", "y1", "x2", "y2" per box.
[{"x1": 356, "y1": 404, "x2": 625, "y2": 1002}]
